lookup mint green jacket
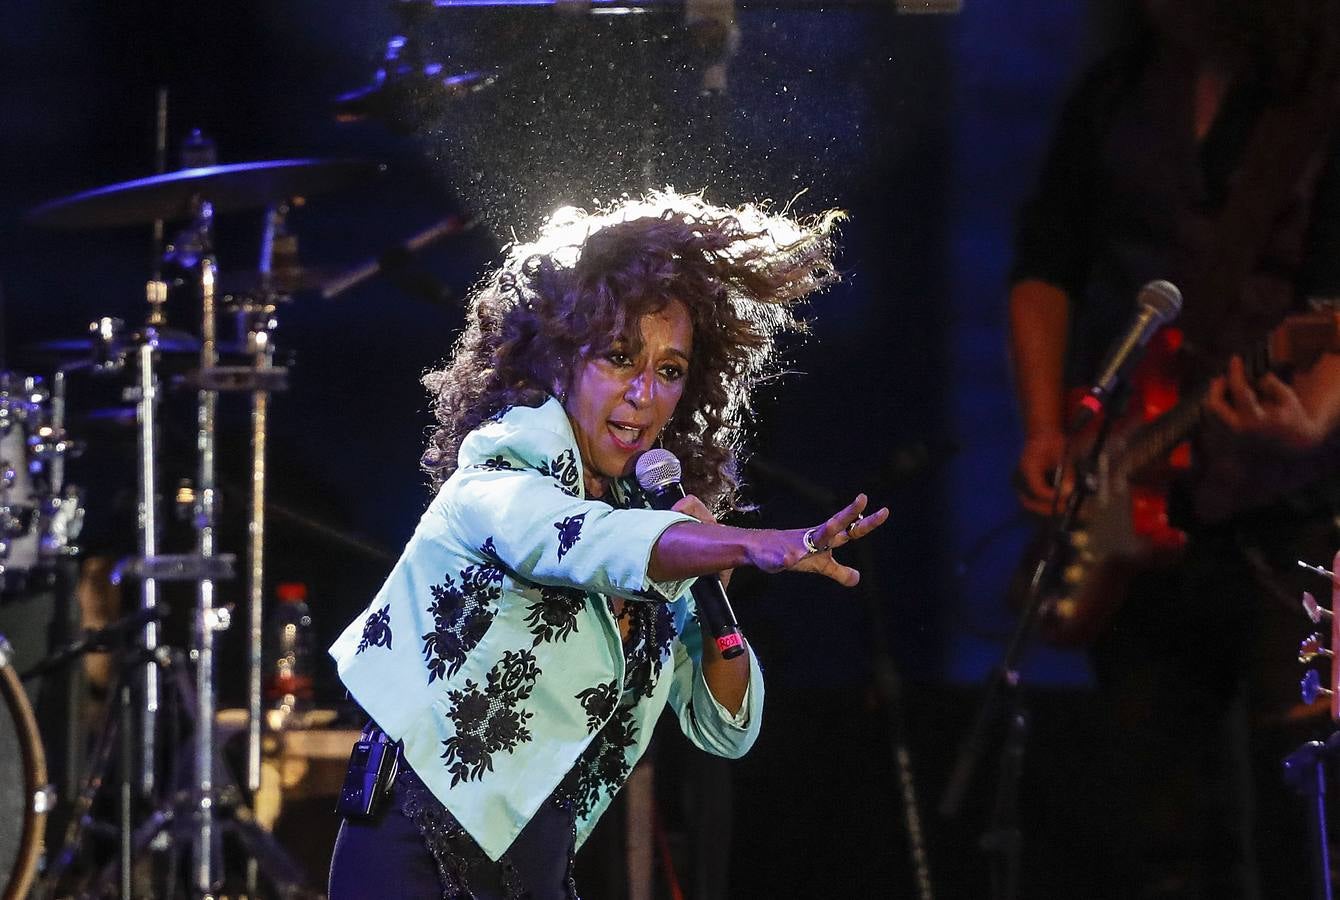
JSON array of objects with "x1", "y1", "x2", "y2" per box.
[{"x1": 329, "y1": 398, "x2": 765, "y2": 861}]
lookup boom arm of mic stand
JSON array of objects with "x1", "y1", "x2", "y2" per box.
[{"x1": 320, "y1": 216, "x2": 474, "y2": 301}]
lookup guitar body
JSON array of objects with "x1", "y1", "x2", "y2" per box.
[
  {"x1": 1021, "y1": 328, "x2": 1192, "y2": 648},
  {"x1": 1014, "y1": 311, "x2": 1340, "y2": 648}
]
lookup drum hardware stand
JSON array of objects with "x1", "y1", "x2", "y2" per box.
[
  {"x1": 73, "y1": 602, "x2": 307, "y2": 900},
  {"x1": 28, "y1": 604, "x2": 171, "y2": 900},
  {"x1": 237, "y1": 202, "x2": 291, "y2": 895},
  {"x1": 938, "y1": 383, "x2": 1130, "y2": 900},
  {"x1": 30, "y1": 602, "x2": 302, "y2": 900},
  {"x1": 135, "y1": 298, "x2": 169, "y2": 805},
  {"x1": 142, "y1": 82, "x2": 171, "y2": 808},
  {"x1": 63, "y1": 199, "x2": 309, "y2": 899}
]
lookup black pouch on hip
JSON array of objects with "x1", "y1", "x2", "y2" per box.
[{"x1": 336, "y1": 726, "x2": 400, "y2": 819}]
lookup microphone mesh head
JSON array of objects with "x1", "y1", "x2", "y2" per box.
[
  {"x1": 1138, "y1": 279, "x2": 1183, "y2": 323},
  {"x1": 635, "y1": 448, "x2": 682, "y2": 492}
]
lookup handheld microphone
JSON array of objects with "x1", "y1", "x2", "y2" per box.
[
  {"x1": 635, "y1": 449, "x2": 745, "y2": 660},
  {"x1": 1070, "y1": 279, "x2": 1183, "y2": 432}
]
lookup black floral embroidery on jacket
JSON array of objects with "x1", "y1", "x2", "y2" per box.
[
  {"x1": 651, "y1": 602, "x2": 676, "y2": 667},
  {"x1": 537, "y1": 449, "x2": 580, "y2": 497},
  {"x1": 440, "y1": 649, "x2": 543, "y2": 785},
  {"x1": 356, "y1": 604, "x2": 393, "y2": 654},
  {"x1": 524, "y1": 585, "x2": 585, "y2": 646},
  {"x1": 474, "y1": 454, "x2": 517, "y2": 471},
  {"x1": 554, "y1": 513, "x2": 586, "y2": 561},
  {"x1": 622, "y1": 601, "x2": 677, "y2": 700},
  {"x1": 556, "y1": 703, "x2": 638, "y2": 819},
  {"x1": 574, "y1": 680, "x2": 619, "y2": 732},
  {"x1": 421, "y1": 559, "x2": 505, "y2": 684}
]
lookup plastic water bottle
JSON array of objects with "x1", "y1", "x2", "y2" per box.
[{"x1": 266, "y1": 582, "x2": 314, "y2": 725}]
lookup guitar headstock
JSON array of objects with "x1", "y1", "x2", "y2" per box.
[
  {"x1": 1297, "y1": 550, "x2": 1340, "y2": 721},
  {"x1": 1268, "y1": 312, "x2": 1340, "y2": 371}
]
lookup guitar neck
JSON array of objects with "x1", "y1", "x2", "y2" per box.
[
  {"x1": 1116, "y1": 385, "x2": 1210, "y2": 480},
  {"x1": 1108, "y1": 311, "x2": 1338, "y2": 481}
]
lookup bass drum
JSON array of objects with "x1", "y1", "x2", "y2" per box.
[{"x1": 0, "y1": 636, "x2": 46, "y2": 900}]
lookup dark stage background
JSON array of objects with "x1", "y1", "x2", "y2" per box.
[{"x1": 0, "y1": 2, "x2": 1228, "y2": 896}]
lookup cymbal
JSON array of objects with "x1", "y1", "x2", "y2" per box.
[
  {"x1": 24, "y1": 334, "x2": 200, "y2": 357},
  {"x1": 27, "y1": 159, "x2": 383, "y2": 229},
  {"x1": 20, "y1": 332, "x2": 251, "y2": 361}
]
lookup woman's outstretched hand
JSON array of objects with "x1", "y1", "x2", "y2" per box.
[{"x1": 748, "y1": 493, "x2": 890, "y2": 587}]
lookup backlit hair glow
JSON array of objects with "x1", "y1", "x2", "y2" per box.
[{"x1": 421, "y1": 188, "x2": 843, "y2": 513}]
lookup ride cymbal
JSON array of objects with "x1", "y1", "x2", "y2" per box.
[{"x1": 27, "y1": 159, "x2": 382, "y2": 229}]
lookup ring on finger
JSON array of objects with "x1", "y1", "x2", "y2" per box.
[
  {"x1": 846, "y1": 519, "x2": 860, "y2": 536},
  {"x1": 803, "y1": 527, "x2": 826, "y2": 554}
]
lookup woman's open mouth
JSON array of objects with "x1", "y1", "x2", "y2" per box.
[{"x1": 607, "y1": 421, "x2": 645, "y2": 450}]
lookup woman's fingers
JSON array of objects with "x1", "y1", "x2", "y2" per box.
[
  {"x1": 671, "y1": 493, "x2": 717, "y2": 526},
  {"x1": 803, "y1": 494, "x2": 891, "y2": 556},
  {"x1": 845, "y1": 505, "x2": 890, "y2": 541},
  {"x1": 810, "y1": 493, "x2": 866, "y2": 550},
  {"x1": 789, "y1": 542, "x2": 862, "y2": 585}
]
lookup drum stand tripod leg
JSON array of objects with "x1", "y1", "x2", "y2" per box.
[
  {"x1": 82, "y1": 646, "x2": 313, "y2": 898},
  {"x1": 37, "y1": 646, "x2": 149, "y2": 899}
]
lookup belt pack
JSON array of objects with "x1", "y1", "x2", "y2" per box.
[{"x1": 336, "y1": 724, "x2": 401, "y2": 820}]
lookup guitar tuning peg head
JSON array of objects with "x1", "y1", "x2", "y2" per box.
[
  {"x1": 1302, "y1": 591, "x2": 1332, "y2": 624},
  {"x1": 1301, "y1": 668, "x2": 1334, "y2": 705},
  {"x1": 1299, "y1": 633, "x2": 1333, "y2": 664},
  {"x1": 1298, "y1": 560, "x2": 1340, "y2": 584}
]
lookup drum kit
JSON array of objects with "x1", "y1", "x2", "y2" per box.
[{"x1": 0, "y1": 109, "x2": 466, "y2": 897}]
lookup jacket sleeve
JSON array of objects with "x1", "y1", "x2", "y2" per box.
[
  {"x1": 438, "y1": 417, "x2": 697, "y2": 602},
  {"x1": 666, "y1": 601, "x2": 764, "y2": 759}
]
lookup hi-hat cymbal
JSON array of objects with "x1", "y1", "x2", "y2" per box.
[{"x1": 27, "y1": 159, "x2": 383, "y2": 229}]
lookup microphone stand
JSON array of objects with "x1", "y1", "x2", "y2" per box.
[{"x1": 937, "y1": 382, "x2": 1130, "y2": 900}]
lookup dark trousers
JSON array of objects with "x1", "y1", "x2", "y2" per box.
[
  {"x1": 329, "y1": 764, "x2": 576, "y2": 900},
  {"x1": 330, "y1": 789, "x2": 443, "y2": 899}
]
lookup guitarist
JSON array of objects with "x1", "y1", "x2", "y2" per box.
[{"x1": 1009, "y1": 2, "x2": 1340, "y2": 896}]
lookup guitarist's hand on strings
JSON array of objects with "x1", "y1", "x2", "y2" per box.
[
  {"x1": 1206, "y1": 355, "x2": 1329, "y2": 452},
  {"x1": 1015, "y1": 427, "x2": 1075, "y2": 516}
]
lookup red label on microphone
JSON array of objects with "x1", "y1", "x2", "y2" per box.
[{"x1": 716, "y1": 632, "x2": 744, "y2": 652}]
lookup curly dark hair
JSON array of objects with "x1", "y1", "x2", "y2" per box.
[{"x1": 421, "y1": 190, "x2": 843, "y2": 513}]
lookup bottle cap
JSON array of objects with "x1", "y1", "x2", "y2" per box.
[{"x1": 276, "y1": 582, "x2": 308, "y2": 603}]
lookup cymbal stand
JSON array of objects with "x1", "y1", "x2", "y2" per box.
[
  {"x1": 107, "y1": 198, "x2": 303, "y2": 899},
  {"x1": 244, "y1": 204, "x2": 286, "y2": 795},
  {"x1": 193, "y1": 203, "x2": 223, "y2": 896},
  {"x1": 238, "y1": 203, "x2": 290, "y2": 895},
  {"x1": 137, "y1": 298, "x2": 167, "y2": 804},
  {"x1": 142, "y1": 84, "x2": 171, "y2": 804},
  {"x1": 92, "y1": 199, "x2": 242, "y2": 897}
]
